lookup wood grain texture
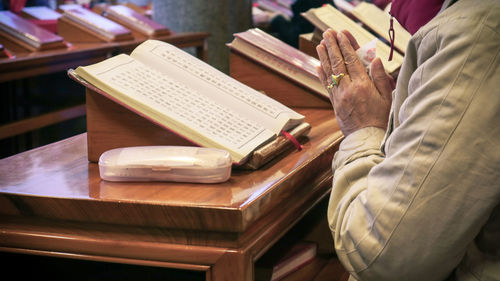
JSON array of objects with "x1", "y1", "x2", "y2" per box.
[
  {"x1": 0, "y1": 106, "x2": 342, "y2": 280},
  {"x1": 299, "y1": 33, "x2": 320, "y2": 59},
  {"x1": 0, "y1": 32, "x2": 210, "y2": 82},
  {"x1": 0, "y1": 108, "x2": 342, "y2": 233},
  {"x1": 85, "y1": 89, "x2": 193, "y2": 162}
]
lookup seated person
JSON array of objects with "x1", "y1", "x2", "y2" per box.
[{"x1": 316, "y1": 0, "x2": 500, "y2": 280}]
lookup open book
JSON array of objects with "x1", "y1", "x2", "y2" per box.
[
  {"x1": 301, "y1": 4, "x2": 404, "y2": 74},
  {"x1": 228, "y1": 28, "x2": 328, "y2": 101},
  {"x1": 72, "y1": 40, "x2": 306, "y2": 165},
  {"x1": 350, "y1": 2, "x2": 410, "y2": 54}
]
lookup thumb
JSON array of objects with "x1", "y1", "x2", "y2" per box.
[{"x1": 371, "y1": 58, "x2": 394, "y2": 101}]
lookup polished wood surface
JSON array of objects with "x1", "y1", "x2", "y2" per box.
[
  {"x1": 0, "y1": 40, "x2": 109, "y2": 82},
  {"x1": 0, "y1": 107, "x2": 341, "y2": 280},
  {"x1": 0, "y1": 108, "x2": 341, "y2": 232},
  {"x1": 0, "y1": 31, "x2": 210, "y2": 83}
]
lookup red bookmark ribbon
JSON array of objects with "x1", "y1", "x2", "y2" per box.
[{"x1": 280, "y1": 130, "x2": 303, "y2": 151}]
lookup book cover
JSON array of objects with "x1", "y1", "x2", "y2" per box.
[
  {"x1": 313, "y1": 257, "x2": 349, "y2": 281},
  {"x1": 280, "y1": 256, "x2": 327, "y2": 281},
  {"x1": 301, "y1": 4, "x2": 404, "y2": 74},
  {"x1": 255, "y1": 241, "x2": 318, "y2": 281},
  {"x1": 123, "y1": 2, "x2": 151, "y2": 16},
  {"x1": 228, "y1": 28, "x2": 328, "y2": 101},
  {"x1": 57, "y1": 4, "x2": 82, "y2": 12},
  {"x1": 59, "y1": 6, "x2": 132, "y2": 41},
  {"x1": 103, "y1": 5, "x2": 170, "y2": 37},
  {"x1": 0, "y1": 11, "x2": 65, "y2": 51},
  {"x1": 70, "y1": 39, "x2": 306, "y2": 165},
  {"x1": 21, "y1": 6, "x2": 62, "y2": 20},
  {"x1": 235, "y1": 28, "x2": 320, "y2": 79}
]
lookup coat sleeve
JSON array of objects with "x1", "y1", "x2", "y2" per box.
[{"x1": 327, "y1": 4, "x2": 500, "y2": 281}]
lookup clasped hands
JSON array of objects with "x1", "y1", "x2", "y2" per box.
[{"x1": 316, "y1": 29, "x2": 395, "y2": 137}]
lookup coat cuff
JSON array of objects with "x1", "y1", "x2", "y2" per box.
[{"x1": 333, "y1": 127, "x2": 386, "y2": 170}]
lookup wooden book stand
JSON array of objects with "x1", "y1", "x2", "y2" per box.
[
  {"x1": 86, "y1": 88, "x2": 191, "y2": 163},
  {"x1": 85, "y1": 87, "x2": 310, "y2": 169},
  {"x1": 299, "y1": 33, "x2": 320, "y2": 60}
]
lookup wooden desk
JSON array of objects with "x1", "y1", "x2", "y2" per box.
[
  {"x1": 0, "y1": 108, "x2": 342, "y2": 281},
  {"x1": 0, "y1": 32, "x2": 210, "y2": 141}
]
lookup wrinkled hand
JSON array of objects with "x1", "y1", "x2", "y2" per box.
[{"x1": 316, "y1": 29, "x2": 395, "y2": 137}]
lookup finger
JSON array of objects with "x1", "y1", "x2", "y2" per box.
[
  {"x1": 341, "y1": 30, "x2": 360, "y2": 50},
  {"x1": 317, "y1": 66, "x2": 334, "y2": 103},
  {"x1": 323, "y1": 29, "x2": 348, "y2": 76},
  {"x1": 326, "y1": 30, "x2": 359, "y2": 50},
  {"x1": 371, "y1": 58, "x2": 394, "y2": 101},
  {"x1": 337, "y1": 31, "x2": 367, "y2": 80},
  {"x1": 316, "y1": 42, "x2": 334, "y2": 81},
  {"x1": 316, "y1": 62, "x2": 329, "y2": 88}
]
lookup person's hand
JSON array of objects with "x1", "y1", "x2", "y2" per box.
[{"x1": 316, "y1": 29, "x2": 395, "y2": 137}]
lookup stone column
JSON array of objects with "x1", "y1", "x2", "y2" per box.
[{"x1": 152, "y1": 0, "x2": 253, "y2": 73}]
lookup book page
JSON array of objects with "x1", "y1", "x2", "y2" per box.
[
  {"x1": 75, "y1": 54, "x2": 276, "y2": 163},
  {"x1": 301, "y1": 10, "x2": 330, "y2": 32},
  {"x1": 130, "y1": 40, "x2": 304, "y2": 134},
  {"x1": 304, "y1": 5, "x2": 404, "y2": 73},
  {"x1": 351, "y1": 2, "x2": 410, "y2": 53}
]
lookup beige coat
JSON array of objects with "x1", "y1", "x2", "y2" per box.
[{"x1": 328, "y1": 0, "x2": 500, "y2": 280}]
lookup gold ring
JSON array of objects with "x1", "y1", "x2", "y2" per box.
[{"x1": 327, "y1": 73, "x2": 345, "y2": 89}]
